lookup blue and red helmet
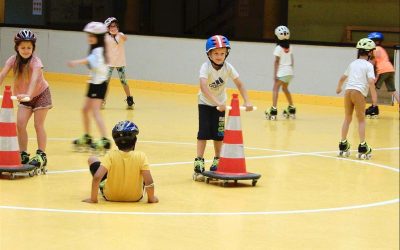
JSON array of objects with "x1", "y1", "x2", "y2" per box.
[
  {"x1": 112, "y1": 120, "x2": 139, "y2": 149},
  {"x1": 367, "y1": 32, "x2": 384, "y2": 41},
  {"x1": 206, "y1": 35, "x2": 231, "y2": 53}
]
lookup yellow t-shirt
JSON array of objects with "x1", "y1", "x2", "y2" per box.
[{"x1": 102, "y1": 150, "x2": 149, "y2": 201}]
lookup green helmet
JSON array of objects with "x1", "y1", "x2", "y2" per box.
[{"x1": 356, "y1": 38, "x2": 376, "y2": 51}]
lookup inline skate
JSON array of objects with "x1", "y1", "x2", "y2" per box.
[
  {"x1": 91, "y1": 137, "x2": 111, "y2": 155},
  {"x1": 356, "y1": 142, "x2": 372, "y2": 160},
  {"x1": 126, "y1": 96, "x2": 135, "y2": 110},
  {"x1": 283, "y1": 105, "x2": 296, "y2": 119},
  {"x1": 365, "y1": 105, "x2": 379, "y2": 119},
  {"x1": 193, "y1": 157, "x2": 205, "y2": 181},
  {"x1": 73, "y1": 134, "x2": 93, "y2": 152},
  {"x1": 265, "y1": 106, "x2": 278, "y2": 120},
  {"x1": 20, "y1": 151, "x2": 30, "y2": 164},
  {"x1": 338, "y1": 140, "x2": 351, "y2": 157},
  {"x1": 209, "y1": 157, "x2": 219, "y2": 171},
  {"x1": 29, "y1": 149, "x2": 48, "y2": 174}
]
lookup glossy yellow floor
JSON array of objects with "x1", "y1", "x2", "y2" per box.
[{"x1": 0, "y1": 76, "x2": 399, "y2": 250}]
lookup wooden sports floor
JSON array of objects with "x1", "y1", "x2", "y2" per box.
[{"x1": 0, "y1": 76, "x2": 399, "y2": 250}]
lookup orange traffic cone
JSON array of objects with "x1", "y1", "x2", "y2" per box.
[
  {"x1": 0, "y1": 86, "x2": 36, "y2": 179},
  {"x1": 202, "y1": 93, "x2": 261, "y2": 186}
]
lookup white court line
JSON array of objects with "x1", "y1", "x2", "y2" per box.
[
  {"x1": 6, "y1": 138, "x2": 397, "y2": 216},
  {"x1": 0, "y1": 199, "x2": 398, "y2": 216}
]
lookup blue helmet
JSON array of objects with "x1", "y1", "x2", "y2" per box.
[
  {"x1": 206, "y1": 35, "x2": 231, "y2": 53},
  {"x1": 112, "y1": 121, "x2": 139, "y2": 149},
  {"x1": 367, "y1": 32, "x2": 384, "y2": 41}
]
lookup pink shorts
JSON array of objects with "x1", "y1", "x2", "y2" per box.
[{"x1": 19, "y1": 87, "x2": 53, "y2": 111}]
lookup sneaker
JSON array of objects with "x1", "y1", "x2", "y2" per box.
[
  {"x1": 210, "y1": 157, "x2": 219, "y2": 171},
  {"x1": 29, "y1": 149, "x2": 47, "y2": 168},
  {"x1": 20, "y1": 151, "x2": 30, "y2": 164},
  {"x1": 194, "y1": 157, "x2": 205, "y2": 173}
]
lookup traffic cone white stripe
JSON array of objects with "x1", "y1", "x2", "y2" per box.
[
  {"x1": 0, "y1": 137, "x2": 19, "y2": 151},
  {"x1": 0, "y1": 109, "x2": 14, "y2": 123},
  {"x1": 221, "y1": 144, "x2": 245, "y2": 158},
  {"x1": 225, "y1": 116, "x2": 241, "y2": 131}
]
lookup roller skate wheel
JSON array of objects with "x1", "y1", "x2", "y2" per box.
[
  {"x1": 205, "y1": 177, "x2": 210, "y2": 183},
  {"x1": 283, "y1": 113, "x2": 288, "y2": 118},
  {"x1": 345, "y1": 151, "x2": 350, "y2": 157},
  {"x1": 270, "y1": 116, "x2": 276, "y2": 120},
  {"x1": 10, "y1": 173, "x2": 16, "y2": 180},
  {"x1": 35, "y1": 168, "x2": 42, "y2": 175},
  {"x1": 366, "y1": 115, "x2": 371, "y2": 119},
  {"x1": 372, "y1": 115, "x2": 378, "y2": 119},
  {"x1": 252, "y1": 180, "x2": 257, "y2": 186},
  {"x1": 28, "y1": 171, "x2": 35, "y2": 177},
  {"x1": 290, "y1": 114, "x2": 296, "y2": 119}
]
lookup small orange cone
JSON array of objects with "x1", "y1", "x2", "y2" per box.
[
  {"x1": 0, "y1": 86, "x2": 37, "y2": 179},
  {"x1": 0, "y1": 86, "x2": 21, "y2": 167},
  {"x1": 202, "y1": 94, "x2": 261, "y2": 186}
]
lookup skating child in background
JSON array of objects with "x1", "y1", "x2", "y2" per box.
[
  {"x1": 194, "y1": 35, "x2": 253, "y2": 177},
  {"x1": 68, "y1": 22, "x2": 111, "y2": 151},
  {"x1": 0, "y1": 29, "x2": 52, "y2": 170},
  {"x1": 82, "y1": 120, "x2": 158, "y2": 203},
  {"x1": 103, "y1": 17, "x2": 134, "y2": 109},
  {"x1": 336, "y1": 38, "x2": 377, "y2": 159},
  {"x1": 265, "y1": 25, "x2": 296, "y2": 120},
  {"x1": 365, "y1": 32, "x2": 399, "y2": 117}
]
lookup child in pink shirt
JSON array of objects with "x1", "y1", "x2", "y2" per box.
[
  {"x1": 0, "y1": 29, "x2": 52, "y2": 169},
  {"x1": 103, "y1": 17, "x2": 134, "y2": 109},
  {"x1": 365, "y1": 32, "x2": 399, "y2": 117}
]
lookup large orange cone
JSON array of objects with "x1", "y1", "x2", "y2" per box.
[
  {"x1": 0, "y1": 86, "x2": 21, "y2": 168},
  {"x1": 202, "y1": 94, "x2": 261, "y2": 186}
]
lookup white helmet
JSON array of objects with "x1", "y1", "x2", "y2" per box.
[
  {"x1": 356, "y1": 38, "x2": 376, "y2": 51},
  {"x1": 104, "y1": 17, "x2": 118, "y2": 27},
  {"x1": 275, "y1": 26, "x2": 290, "y2": 40},
  {"x1": 83, "y1": 22, "x2": 107, "y2": 34}
]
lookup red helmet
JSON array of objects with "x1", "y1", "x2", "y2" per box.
[{"x1": 14, "y1": 29, "x2": 37, "y2": 43}]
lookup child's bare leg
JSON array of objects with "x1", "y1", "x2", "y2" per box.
[
  {"x1": 16, "y1": 107, "x2": 33, "y2": 152},
  {"x1": 352, "y1": 92, "x2": 367, "y2": 142},
  {"x1": 82, "y1": 98, "x2": 91, "y2": 134},
  {"x1": 197, "y1": 140, "x2": 207, "y2": 157},
  {"x1": 122, "y1": 84, "x2": 131, "y2": 97},
  {"x1": 33, "y1": 108, "x2": 49, "y2": 151},
  {"x1": 91, "y1": 99, "x2": 107, "y2": 137},
  {"x1": 341, "y1": 91, "x2": 354, "y2": 141},
  {"x1": 282, "y1": 83, "x2": 293, "y2": 106},
  {"x1": 272, "y1": 80, "x2": 282, "y2": 107},
  {"x1": 213, "y1": 140, "x2": 223, "y2": 157}
]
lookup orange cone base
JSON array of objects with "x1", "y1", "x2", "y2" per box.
[
  {"x1": 0, "y1": 164, "x2": 37, "y2": 173},
  {"x1": 202, "y1": 170, "x2": 261, "y2": 181}
]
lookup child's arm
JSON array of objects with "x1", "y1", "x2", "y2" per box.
[
  {"x1": 274, "y1": 56, "x2": 280, "y2": 81},
  {"x1": 141, "y1": 170, "x2": 159, "y2": 203},
  {"x1": 336, "y1": 75, "x2": 347, "y2": 94},
  {"x1": 232, "y1": 77, "x2": 253, "y2": 111},
  {"x1": 119, "y1": 32, "x2": 127, "y2": 42},
  {"x1": 0, "y1": 63, "x2": 12, "y2": 86},
  {"x1": 68, "y1": 58, "x2": 89, "y2": 67},
  {"x1": 82, "y1": 165, "x2": 108, "y2": 203},
  {"x1": 368, "y1": 77, "x2": 378, "y2": 105},
  {"x1": 199, "y1": 77, "x2": 227, "y2": 111}
]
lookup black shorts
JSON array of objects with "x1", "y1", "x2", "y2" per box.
[
  {"x1": 197, "y1": 104, "x2": 225, "y2": 141},
  {"x1": 375, "y1": 72, "x2": 396, "y2": 92},
  {"x1": 86, "y1": 81, "x2": 108, "y2": 99}
]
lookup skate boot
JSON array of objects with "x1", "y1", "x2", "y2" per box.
[
  {"x1": 283, "y1": 105, "x2": 296, "y2": 119},
  {"x1": 73, "y1": 134, "x2": 92, "y2": 152},
  {"x1": 29, "y1": 149, "x2": 48, "y2": 174},
  {"x1": 20, "y1": 151, "x2": 30, "y2": 164},
  {"x1": 91, "y1": 137, "x2": 111, "y2": 155},
  {"x1": 193, "y1": 157, "x2": 205, "y2": 181},
  {"x1": 126, "y1": 96, "x2": 135, "y2": 109},
  {"x1": 357, "y1": 142, "x2": 372, "y2": 160},
  {"x1": 365, "y1": 105, "x2": 379, "y2": 119},
  {"x1": 338, "y1": 140, "x2": 351, "y2": 157},
  {"x1": 210, "y1": 157, "x2": 219, "y2": 171},
  {"x1": 265, "y1": 106, "x2": 278, "y2": 120}
]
